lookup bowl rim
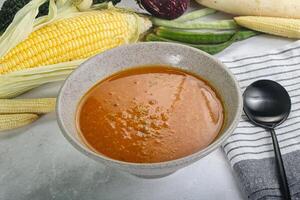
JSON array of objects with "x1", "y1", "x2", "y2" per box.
[{"x1": 56, "y1": 42, "x2": 243, "y2": 169}]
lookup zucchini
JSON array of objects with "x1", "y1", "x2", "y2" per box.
[
  {"x1": 174, "y1": 8, "x2": 216, "y2": 22},
  {"x1": 155, "y1": 27, "x2": 236, "y2": 44},
  {"x1": 152, "y1": 18, "x2": 238, "y2": 30},
  {"x1": 146, "y1": 30, "x2": 258, "y2": 54}
]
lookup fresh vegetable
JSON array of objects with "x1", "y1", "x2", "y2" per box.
[
  {"x1": 0, "y1": 0, "x2": 122, "y2": 34},
  {"x1": 0, "y1": 114, "x2": 39, "y2": 131},
  {"x1": 195, "y1": 0, "x2": 300, "y2": 19},
  {"x1": 147, "y1": 7, "x2": 258, "y2": 54},
  {"x1": 93, "y1": 0, "x2": 121, "y2": 4},
  {"x1": 0, "y1": 10, "x2": 151, "y2": 74},
  {"x1": 235, "y1": 16, "x2": 300, "y2": 39},
  {"x1": 72, "y1": 0, "x2": 93, "y2": 10},
  {"x1": 155, "y1": 27, "x2": 236, "y2": 44},
  {"x1": 174, "y1": 8, "x2": 216, "y2": 22},
  {"x1": 137, "y1": 0, "x2": 188, "y2": 20},
  {"x1": 74, "y1": 0, "x2": 120, "y2": 10},
  {"x1": 146, "y1": 30, "x2": 258, "y2": 54},
  {"x1": 0, "y1": 98, "x2": 56, "y2": 131},
  {"x1": 152, "y1": 17, "x2": 238, "y2": 30},
  {"x1": 0, "y1": 0, "x2": 49, "y2": 33},
  {"x1": 0, "y1": 98, "x2": 56, "y2": 114},
  {"x1": 0, "y1": 0, "x2": 151, "y2": 97},
  {"x1": 0, "y1": 59, "x2": 82, "y2": 98}
]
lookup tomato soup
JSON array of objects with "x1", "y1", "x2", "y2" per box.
[{"x1": 77, "y1": 66, "x2": 224, "y2": 163}]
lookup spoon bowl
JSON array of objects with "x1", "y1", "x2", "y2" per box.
[
  {"x1": 243, "y1": 80, "x2": 291, "y2": 129},
  {"x1": 243, "y1": 79, "x2": 292, "y2": 200}
]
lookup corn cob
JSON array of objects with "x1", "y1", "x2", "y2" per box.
[
  {"x1": 0, "y1": 114, "x2": 39, "y2": 131},
  {"x1": 0, "y1": 59, "x2": 82, "y2": 99},
  {"x1": 0, "y1": 98, "x2": 56, "y2": 114},
  {"x1": 234, "y1": 16, "x2": 300, "y2": 39},
  {"x1": 0, "y1": 10, "x2": 151, "y2": 74}
]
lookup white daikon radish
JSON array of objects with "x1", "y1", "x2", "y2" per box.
[{"x1": 195, "y1": 0, "x2": 300, "y2": 19}]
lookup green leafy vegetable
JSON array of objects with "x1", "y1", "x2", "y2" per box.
[
  {"x1": 0, "y1": 0, "x2": 121, "y2": 33},
  {"x1": 0, "y1": 0, "x2": 49, "y2": 33}
]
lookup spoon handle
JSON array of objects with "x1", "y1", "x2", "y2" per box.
[{"x1": 270, "y1": 128, "x2": 291, "y2": 200}]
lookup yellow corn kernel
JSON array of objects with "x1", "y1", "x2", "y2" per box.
[
  {"x1": 0, "y1": 98, "x2": 56, "y2": 114},
  {"x1": 235, "y1": 16, "x2": 300, "y2": 39},
  {"x1": 0, "y1": 10, "x2": 151, "y2": 74},
  {"x1": 0, "y1": 114, "x2": 39, "y2": 131}
]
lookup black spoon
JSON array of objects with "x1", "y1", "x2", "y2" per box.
[{"x1": 243, "y1": 80, "x2": 291, "y2": 200}]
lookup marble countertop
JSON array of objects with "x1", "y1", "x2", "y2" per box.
[{"x1": 0, "y1": 1, "x2": 293, "y2": 200}]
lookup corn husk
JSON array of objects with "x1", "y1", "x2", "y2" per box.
[
  {"x1": 0, "y1": 59, "x2": 85, "y2": 98},
  {"x1": 0, "y1": 0, "x2": 150, "y2": 98}
]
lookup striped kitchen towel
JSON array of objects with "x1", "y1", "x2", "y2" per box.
[{"x1": 220, "y1": 41, "x2": 300, "y2": 200}]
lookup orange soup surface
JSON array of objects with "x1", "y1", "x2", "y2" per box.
[{"x1": 77, "y1": 66, "x2": 224, "y2": 163}]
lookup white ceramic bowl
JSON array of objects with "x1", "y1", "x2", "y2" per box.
[{"x1": 57, "y1": 42, "x2": 242, "y2": 178}]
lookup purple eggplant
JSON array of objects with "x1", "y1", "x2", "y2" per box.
[{"x1": 138, "y1": 0, "x2": 189, "y2": 20}]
